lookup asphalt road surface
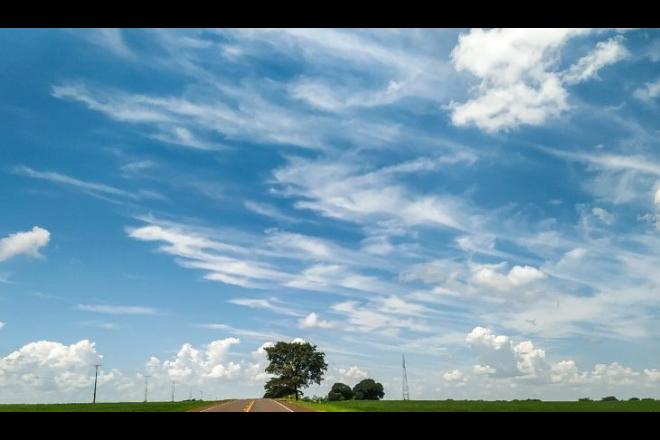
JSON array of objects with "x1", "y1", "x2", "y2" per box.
[{"x1": 197, "y1": 399, "x2": 311, "y2": 412}]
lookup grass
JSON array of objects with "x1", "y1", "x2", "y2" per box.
[
  {"x1": 0, "y1": 400, "x2": 225, "y2": 412},
  {"x1": 290, "y1": 399, "x2": 660, "y2": 412}
]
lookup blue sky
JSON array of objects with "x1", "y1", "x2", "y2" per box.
[{"x1": 2, "y1": 28, "x2": 660, "y2": 403}]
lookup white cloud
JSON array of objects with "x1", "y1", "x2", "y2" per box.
[
  {"x1": 75, "y1": 304, "x2": 161, "y2": 315},
  {"x1": 643, "y1": 369, "x2": 660, "y2": 382},
  {"x1": 591, "y1": 362, "x2": 639, "y2": 386},
  {"x1": 633, "y1": 78, "x2": 660, "y2": 102},
  {"x1": 551, "y1": 360, "x2": 588, "y2": 384},
  {"x1": 473, "y1": 364, "x2": 495, "y2": 375},
  {"x1": 127, "y1": 222, "x2": 290, "y2": 288},
  {"x1": 0, "y1": 226, "x2": 51, "y2": 262},
  {"x1": 450, "y1": 28, "x2": 585, "y2": 132},
  {"x1": 160, "y1": 338, "x2": 242, "y2": 384},
  {"x1": 244, "y1": 201, "x2": 300, "y2": 223},
  {"x1": 443, "y1": 369, "x2": 466, "y2": 382},
  {"x1": 14, "y1": 166, "x2": 158, "y2": 201},
  {"x1": 466, "y1": 327, "x2": 550, "y2": 379},
  {"x1": 273, "y1": 155, "x2": 478, "y2": 233},
  {"x1": 0, "y1": 322, "x2": 4, "y2": 330},
  {"x1": 563, "y1": 36, "x2": 628, "y2": 84},
  {"x1": 0, "y1": 340, "x2": 110, "y2": 393},
  {"x1": 332, "y1": 300, "x2": 431, "y2": 334},
  {"x1": 450, "y1": 29, "x2": 628, "y2": 132},
  {"x1": 338, "y1": 366, "x2": 368, "y2": 383},
  {"x1": 82, "y1": 29, "x2": 135, "y2": 60},
  {"x1": 298, "y1": 312, "x2": 334, "y2": 329},
  {"x1": 471, "y1": 263, "x2": 546, "y2": 291},
  {"x1": 592, "y1": 207, "x2": 615, "y2": 225},
  {"x1": 228, "y1": 298, "x2": 299, "y2": 317},
  {"x1": 286, "y1": 263, "x2": 393, "y2": 295}
]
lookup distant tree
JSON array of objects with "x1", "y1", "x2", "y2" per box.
[
  {"x1": 263, "y1": 341, "x2": 328, "y2": 401},
  {"x1": 628, "y1": 397, "x2": 640, "y2": 401},
  {"x1": 327, "y1": 382, "x2": 354, "y2": 401},
  {"x1": 601, "y1": 396, "x2": 618, "y2": 402},
  {"x1": 353, "y1": 379, "x2": 385, "y2": 400},
  {"x1": 578, "y1": 397, "x2": 592, "y2": 402}
]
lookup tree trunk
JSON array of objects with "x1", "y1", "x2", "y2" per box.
[{"x1": 295, "y1": 387, "x2": 298, "y2": 400}]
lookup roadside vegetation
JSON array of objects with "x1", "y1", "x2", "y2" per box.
[{"x1": 291, "y1": 398, "x2": 660, "y2": 412}]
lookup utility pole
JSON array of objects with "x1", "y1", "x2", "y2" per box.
[
  {"x1": 199, "y1": 390, "x2": 203, "y2": 401},
  {"x1": 171, "y1": 381, "x2": 175, "y2": 402},
  {"x1": 143, "y1": 375, "x2": 151, "y2": 403},
  {"x1": 92, "y1": 364, "x2": 102, "y2": 404},
  {"x1": 402, "y1": 354, "x2": 410, "y2": 401}
]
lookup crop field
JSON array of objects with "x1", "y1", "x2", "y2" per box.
[
  {"x1": 0, "y1": 400, "x2": 223, "y2": 412},
  {"x1": 291, "y1": 399, "x2": 660, "y2": 412}
]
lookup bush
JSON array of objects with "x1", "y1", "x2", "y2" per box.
[
  {"x1": 601, "y1": 396, "x2": 618, "y2": 402},
  {"x1": 353, "y1": 378, "x2": 385, "y2": 400},
  {"x1": 328, "y1": 382, "x2": 354, "y2": 401}
]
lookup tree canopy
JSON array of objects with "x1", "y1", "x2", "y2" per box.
[
  {"x1": 353, "y1": 378, "x2": 385, "y2": 400},
  {"x1": 328, "y1": 382, "x2": 354, "y2": 401},
  {"x1": 263, "y1": 340, "x2": 327, "y2": 400}
]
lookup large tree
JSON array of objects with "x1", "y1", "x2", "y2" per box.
[
  {"x1": 353, "y1": 378, "x2": 385, "y2": 400},
  {"x1": 263, "y1": 340, "x2": 328, "y2": 400},
  {"x1": 328, "y1": 382, "x2": 354, "y2": 401},
  {"x1": 263, "y1": 377, "x2": 296, "y2": 399}
]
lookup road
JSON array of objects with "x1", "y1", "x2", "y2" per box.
[{"x1": 196, "y1": 398, "x2": 311, "y2": 412}]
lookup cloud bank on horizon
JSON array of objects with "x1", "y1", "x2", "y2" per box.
[{"x1": 1, "y1": 28, "x2": 660, "y2": 403}]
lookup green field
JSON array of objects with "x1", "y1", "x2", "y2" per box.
[
  {"x1": 291, "y1": 399, "x2": 660, "y2": 412},
  {"x1": 0, "y1": 400, "x2": 222, "y2": 412}
]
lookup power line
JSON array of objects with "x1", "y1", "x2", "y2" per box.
[
  {"x1": 402, "y1": 354, "x2": 410, "y2": 401},
  {"x1": 92, "y1": 364, "x2": 102, "y2": 404}
]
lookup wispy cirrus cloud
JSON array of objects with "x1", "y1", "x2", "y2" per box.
[
  {"x1": 75, "y1": 304, "x2": 162, "y2": 315},
  {"x1": 14, "y1": 166, "x2": 164, "y2": 201}
]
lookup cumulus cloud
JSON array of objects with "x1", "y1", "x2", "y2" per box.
[
  {"x1": 450, "y1": 28, "x2": 582, "y2": 132},
  {"x1": 551, "y1": 360, "x2": 588, "y2": 384},
  {"x1": 590, "y1": 362, "x2": 639, "y2": 386},
  {"x1": 0, "y1": 226, "x2": 51, "y2": 262},
  {"x1": 466, "y1": 327, "x2": 550, "y2": 379},
  {"x1": 450, "y1": 29, "x2": 627, "y2": 132},
  {"x1": 158, "y1": 337, "x2": 242, "y2": 384},
  {"x1": 0, "y1": 340, "x2": 110, "y2": 393},
  {"x1": 338, "y1": 366, "x2": 368, "y2": 384},
  {"x1": 298, "y1": 312, "x2": 334, "y2": 329},
  {"x1": 471, "y1": 263, "x2": 546, "y2": 291}
]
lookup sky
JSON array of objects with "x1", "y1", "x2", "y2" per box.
[{"x1": 1, "y1": 28, "x2": 660, "y2": 403}]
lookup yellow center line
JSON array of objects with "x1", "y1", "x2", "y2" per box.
[{"x1": 243, "y1": 400, "x2": 256, "y2": 412}]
